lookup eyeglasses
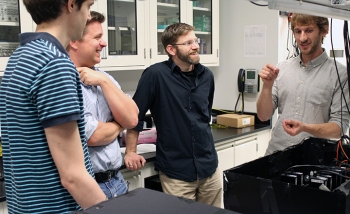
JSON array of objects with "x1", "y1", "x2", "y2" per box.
[{"x1": 171, "y1": 38, "x2": 199, "y2": 47}]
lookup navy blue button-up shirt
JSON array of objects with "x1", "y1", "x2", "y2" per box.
[{"x1": 132, "y1": 58, "x2": 218, "y2": 182}]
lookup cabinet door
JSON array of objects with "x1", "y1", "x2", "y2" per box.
[
  {"x1": 149, "y1": 0, "x2": 219, "y2": 66},
  {"x1": 121, "y1": 169, "x2": 142, "y2": 191},
  {"x1": 216, "y1": 144, "x2": 235, "y2": 171},
  {"x1": 149, "y1": 0, "x2": 182, "y2": 64},
  {"x1": 216, "y1": 143, "x2": 234, "y2": 209},
  {"x1": 185, "y1": 0, "x2": 219, "y2": 66},
  {"x1": 95, "y1": 0, "x2": 146, "y2": 71},
  {"x1": 0, "y1": 1, "x2": 22, "y2": 73},
  {"x1": 257, "y1": 129, "x2": 271, "y2": 158},
  {"x1": 234, "y1": 137, "x2": 257, "y2": 167}
]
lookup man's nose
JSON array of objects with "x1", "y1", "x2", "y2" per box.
[
  {"x1": 300, "y1": 31, "x2": 307, "y2": 41},
  {"x1": 100, "y1": 39, "x2": 107, "y2": 47}
]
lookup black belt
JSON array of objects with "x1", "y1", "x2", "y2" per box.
[{"x1": 94, "y1": 170, "x2": 118, "y2": 183}]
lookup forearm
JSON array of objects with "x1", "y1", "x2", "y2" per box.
[
  {"x1": 303, "y1": 122, "x2": 341, "y2": 139},
  {"x1": 125, "y1": 129, "x2": 140, "y2": 154},
  {"x1": 45, "y1": 122, "x2": 106, "y2": 209},
  {"x1": 257, "y1": 84, "x2": 274, "y2": 121},
  {"x1": 99, "y1": 78, "x2": 139, "y2": 129},
  {"x1": 62, "y1": 171, "x2": 106, "y2": 209},
  {"x1": 88, "y1": 121, "x2": 122, "y2": 146}
]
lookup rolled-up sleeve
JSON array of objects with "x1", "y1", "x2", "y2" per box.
[{"x1": 84, "y1": 111, "x2": 99, "y2": 140}]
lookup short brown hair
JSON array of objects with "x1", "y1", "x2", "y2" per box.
[
  {"x1": 161, "y1": 23, "x2": 195, "y2": 57},
  {"x1": 23, "y1": 0, "x2": 88, "y2": 25},
  {"x1": 82, "y1": 11, "x2": 105, "y2": 36},
  {"x1": 291, "y1": 13, "x2": 328, "y2": 34}
]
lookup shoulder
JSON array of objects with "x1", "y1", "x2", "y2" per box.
[
  {"x1": 144, "y1": 61, "x2": 170, "y2": 75},
  {"x1": 197, "y1": 63, "x2": 214, "y2": 77}
]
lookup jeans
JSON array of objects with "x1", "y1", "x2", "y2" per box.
[{"x1": 98, "y1": 171, "x2": 129, "y2": 199}]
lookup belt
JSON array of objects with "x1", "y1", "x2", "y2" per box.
[{"x1": 94, "y1": 170, "x2": 118, "y2": 183}]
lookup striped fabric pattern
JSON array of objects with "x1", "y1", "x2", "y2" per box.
[{"x1": 0, "y1": 33, "x2": 93, "y2": 213}]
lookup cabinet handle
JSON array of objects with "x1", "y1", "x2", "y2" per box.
[
  {"x1": 150, "y1": 48, "x2": 152, "y2": 59},
  {"x1": 101, "y1": 47, "x2": 107, "y2": 59},
  {"x1": 144, "y1": 48, "x2": 146, "y2": 59}
]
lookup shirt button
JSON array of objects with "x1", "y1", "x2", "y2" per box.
[
  {"x1": 301, "y1": 81, "x2": 304, "y2": 84},
  {"x1": 295, "y1": 112, "x2": 298, "y2": 115},
  {"x1": 189, "y1": 107, "x2": 192, "y2": 110},
  {"x1": 114, "y1": 194, "x2": 117, "y2": 197},
  {"x1": 106, "y1": 146, "x2": 109, "y2": 149},
  {"x1": 192, "y1": 122, "x2": 194, "y2": 125}
]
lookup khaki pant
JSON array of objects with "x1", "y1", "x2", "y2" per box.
[{"x1": 159, "y1": 168, "x2": 222, "y2": 208}]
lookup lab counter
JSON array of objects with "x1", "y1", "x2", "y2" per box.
[
  {"x1": 0, "y1": 118, "x2": 271, "y2": 203},
  {"x1": 119, "y1": 124, "x2": 270, "y2": 169}
]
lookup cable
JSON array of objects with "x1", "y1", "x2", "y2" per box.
[
  {"x1": 249, "y1": 0, "x2": 268, "y2": 7},
  {"x1": 234, "y1": 92, "x2": 244, "y2": 114},
  {"x1": 330, "y1": 19, "x2": 350, "y2": 141}
]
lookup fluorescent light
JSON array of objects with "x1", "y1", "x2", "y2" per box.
[{"x1": 267, "y1": 0, "x2": 350, "y2": 20}]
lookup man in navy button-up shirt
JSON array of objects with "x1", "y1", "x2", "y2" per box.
[{"x1": 125, "y1": 23, "x2": 221, "y2": 208}]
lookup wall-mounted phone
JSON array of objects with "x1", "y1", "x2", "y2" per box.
[
  {"x1": 243, "y1": 69, "x2": 259, "y2": 93},
  {"x1": 238, "y1": 69, "x2": 245, "y2": 93}
]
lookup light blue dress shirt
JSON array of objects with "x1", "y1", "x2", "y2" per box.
[{"x1": 82, "y1": 67, "x2": 123, "y2": 173}]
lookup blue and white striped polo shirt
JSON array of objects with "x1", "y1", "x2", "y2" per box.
[{"x1": 0, "y1": 32, "x2": 93, "y2": 213}]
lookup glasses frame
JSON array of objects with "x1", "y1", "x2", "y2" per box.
[{"x1": 170, "y1": 38, "x2": 200, "y2": 47}]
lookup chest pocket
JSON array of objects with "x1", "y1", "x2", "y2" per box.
[{"x1": 306, "y1": 85, "x2": 332, "y2": 107}]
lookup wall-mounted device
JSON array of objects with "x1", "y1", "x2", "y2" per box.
[
  {"x1": 237, "y1": 69, "x2": 245, "y2": 93},
  {"x1": 244, "y1": 69, "x2": 259, "y2": 93}
]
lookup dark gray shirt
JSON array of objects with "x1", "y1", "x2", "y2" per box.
[
  {"x1": 266, "y1": 51, "x2": 350, "y2": 154},
  {"x1": 132, "y1": 58, "x2": 218, "y2": 182}
]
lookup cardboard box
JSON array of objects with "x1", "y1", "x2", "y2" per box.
[{"x1": 216, "y1": 114, "x2": 254, "y2": 128}]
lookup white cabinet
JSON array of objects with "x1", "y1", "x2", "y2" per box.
[
  {"x1": 0, "y1": 0, "x2": 219, "y2": 73},
  {"x1": 256, "y1": 129, "x2": 271, "y2": 158},
  {"x1": 93, "y1": 0, "x2": 219, "y2": 71},
  {"x1": 234, "y1": 136, "x2": 257, "y2": 167},
  {"x1": 0, "y1": 202, "x2": 7, "y2": 214},
  {"x1": 149, "y1": 0, "x2": 219, "y2": 66},
  {"x1": 94, "y1": 0, "x2": 147, "y2": 71},
  {"x1": 0, "y1": 0, "x2": 33, "y2": 73},
  {"x1": 216, "y1": 141, "x2": 235, "y2": 171},
  {"x1": 120, "y1": 169, "x2": 142, "y2": 191},
  {"x1": 216, "y1": 141, "x2": 234, "y2": 209},
  {"x1": 120, "y1": 162, "x2": 158, "y2": 191}
]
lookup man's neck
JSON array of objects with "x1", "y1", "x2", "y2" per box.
[
  {"x1": 301, "y1": 48, "x2": 324, "y2": 66},
  {"x1": 172, "y1": 59, "x2": 194, "y2": 72}
]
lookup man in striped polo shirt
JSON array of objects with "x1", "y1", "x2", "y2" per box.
[{"x1": 0, "y1": 0, "x2": 106, "y2": 213}]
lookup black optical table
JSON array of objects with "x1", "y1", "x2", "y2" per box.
[{"x1": 72, "y1": 187, "x2": 239, "y2": 214}]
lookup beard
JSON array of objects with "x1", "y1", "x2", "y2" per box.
[
  {"x1": 299, "y1": 33, "x2": 323, "y2": 56},
  {"x1": 175, "y1": 46, "x2": 200, "y2": 65}
]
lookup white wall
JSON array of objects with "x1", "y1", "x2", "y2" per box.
[{"x1": 212, "y1": 0, "x2": 279, "y2": 113}]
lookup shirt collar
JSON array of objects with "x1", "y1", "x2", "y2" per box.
[
  {"x1": 299, "y1": 49, "x2": 328, "y2": 68},
  {"x1": 167, "y1": 58, "x2": 205, "y2": 74},
  {"x1": 19, "y1": 32, "x2": 68, "y2": 56}
]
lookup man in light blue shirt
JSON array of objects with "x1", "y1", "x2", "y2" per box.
[{"x1": 67, "y1": 11, "x2": 144, "y2": 198}]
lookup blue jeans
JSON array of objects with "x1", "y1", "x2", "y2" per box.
[{"x1": 98, "y1": 171, "x2": 129, "y2": 199}]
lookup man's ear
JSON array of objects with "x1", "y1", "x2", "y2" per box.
[
  {"x1": 323, "y1": 25, "x2": 329, "y2": 35},
  {"x1": 166, "y1": 45, "x2": 176, "y2": 57},
  {"x1": 67, "y1": 0, "x2": 75, "y2": 13},
  {"x1": 68, "y1": 40, "x2": 78, "y2": 50}
]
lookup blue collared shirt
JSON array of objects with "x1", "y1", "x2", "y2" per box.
[
  {"x1": 132, "y1": 58, "x2": 218, "y2": 182},
  {"x1": 82, "y1": 67, "x2": 123, "y2": 173}
]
